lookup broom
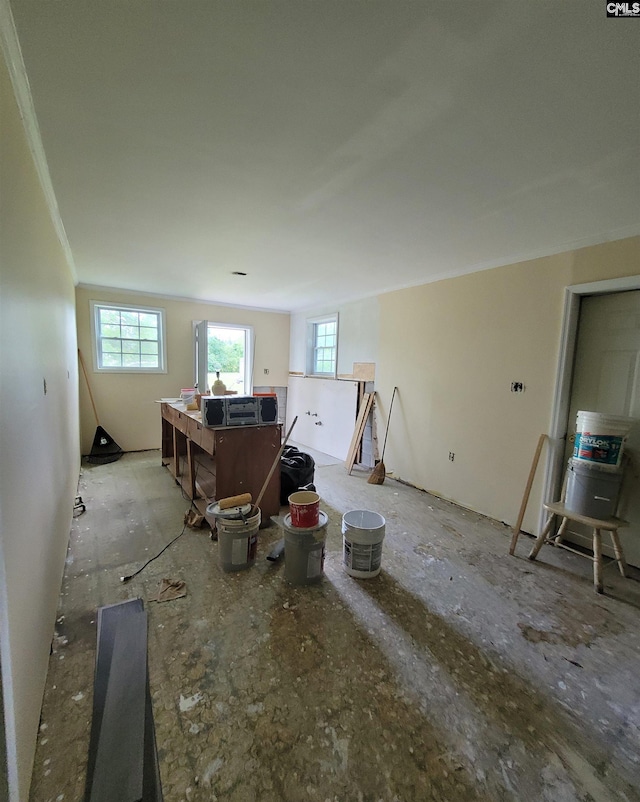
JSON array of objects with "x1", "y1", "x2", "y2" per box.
[
  {"x1": 78, "y1": 350, "x2": 124, "y2": 464},
  {"x1": 368, "y1": 386, "x2": 397, "y2": 485}
]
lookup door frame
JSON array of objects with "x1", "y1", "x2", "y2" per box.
[
  {"x1": 542, "y1": 274, "x2": 640, "y2": 531},
  {"x1": 193, "y1": 320, "x2": 255, "y2": 395}
]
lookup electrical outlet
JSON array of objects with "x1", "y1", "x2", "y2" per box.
[
  {"x1": 511, "y1": 381, "x2": 525, "y2": 393},
  {"x1": 449, "y1": 452, "x2": 455, "y2": 462},
  {"x1": 264, "y1": 368, "x2": 269, "y2": 375}
]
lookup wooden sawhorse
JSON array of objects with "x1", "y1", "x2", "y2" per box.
[{"x1": 528, "y1": 501, "x2": 629, "y2": 594}]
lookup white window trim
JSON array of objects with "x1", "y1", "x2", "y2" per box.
[
  {"x1": 90, "y1": 300, "x2": 167, "y2": 373},
  {"x1": 306, "y1": 313, "x2": 338, "y2": 378}
]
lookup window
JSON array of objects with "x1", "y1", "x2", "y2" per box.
[
  {"x1": 91, "y1": 301, "x2": 166, "y2": 372},
  {"x1": 307, "y1": 314, "x2": 338, "y2": 377}
]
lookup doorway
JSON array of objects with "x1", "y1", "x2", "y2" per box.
[
  {"x1": 545, "y1": 277, "x2": 640, "y2": 567},
  {"x1": 194, "y1": 321, "x2": 253, "y2": 396}
]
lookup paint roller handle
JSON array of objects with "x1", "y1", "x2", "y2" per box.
[{"x1": 254, "y1": 416, "x2": 298, "y2": 513}]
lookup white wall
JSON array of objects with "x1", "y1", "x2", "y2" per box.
[
  {"x1": 0, "y1": 49, "x2": 80, "y2": 801},
  {"x1": 286, "y1": 377, "x2": 359, "y2": 460},
  {"x1": 289, "y1": 296, "x2": 379, "y2": 376},
  {"x1": 288, "y1": 297, "x2": 378, "y2": 460},
  {"x1": 76, "y1": 286, "x2": 290, "y2": 454}
]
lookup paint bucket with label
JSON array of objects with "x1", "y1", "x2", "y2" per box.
[
  {"x1": 342, "y1": 510, "x2": 386, "y2": 579},
  {"x1": 288, "y1": 490, "x2": 320, "y2": 528},
  {"x1": 215, "y1": 508, "x2": 261, "y2": 572},
  {"x1": 574, "y1": 411, "x2": 635, "y2": 470},
  {"x1": 565, "y1": 459, "x2": 623, "y2": 519},
  {"x1": 283, "y1": 511, "x2": 328, "y2": 585}
]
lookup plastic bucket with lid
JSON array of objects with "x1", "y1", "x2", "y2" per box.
[
  {"x1": 216, "y1": 508, "x2": 261, "y2": 572},
  {"x1": 180, "y1": 388, "x2": 198, "y2": 410},
  {"x1": 288, "y1": 490, "x2": 320, "y2": 528},
  {"x1": 342, "y1": 510, "x2": 386, "y2": 579},
  {"x1": 565, "y1": 459, "x2": 623, "y2": 519},
  {"x1": 573, "y1": 410, "x2": 635, "y2": 470},
  {"x1": 283, "y1": 511, "x2": 327, "y2": 585}
]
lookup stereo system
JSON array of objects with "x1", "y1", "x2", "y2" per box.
[{"x1": 201, "y1": 395, "x2": 278, "y2": 428}]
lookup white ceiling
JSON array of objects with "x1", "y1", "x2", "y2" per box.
[{"x1": 9, "y1": 1, "x2": 640, "y2": 312}]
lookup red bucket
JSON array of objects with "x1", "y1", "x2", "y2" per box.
[{"x1": 288, "y1": 491, "x2": 320, "y2": 528}]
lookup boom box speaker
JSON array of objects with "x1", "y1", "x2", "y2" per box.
[
  {"x1": 258, "y1": 396, "x2": 278, "y2": 424},
  {"x1": 201, "y1": 397, "x2": 226, "y2": 427}
]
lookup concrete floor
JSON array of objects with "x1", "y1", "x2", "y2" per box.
[{"x1": 30, "y1": 450, "x2": 640, "y2": 802}]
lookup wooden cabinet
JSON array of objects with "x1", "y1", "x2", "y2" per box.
[{"x1": 160, "y1": 403, "x2": 281, "y2": 522}]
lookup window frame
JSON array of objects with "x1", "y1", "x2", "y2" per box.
[
  {"x1": 91, "y1": 300, "x2": 167, "y2": 373},
  {"x1": 306, "y1": 314, "x2": 338, "y2": 378}
]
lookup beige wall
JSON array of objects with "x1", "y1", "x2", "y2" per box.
[
  {"x1": 0, "y1": 52, "x2": 80, "y2": 801},
  {"x1": 375, "y1": 236, "x2": 640, "y2": 533},
  {"x1": 76, "y1": 286, "x2": 290, "y2": 453}
]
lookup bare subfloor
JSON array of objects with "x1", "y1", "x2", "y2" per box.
[{"x1": 30, "y1": 451, "x2": 640, "y2": 802}]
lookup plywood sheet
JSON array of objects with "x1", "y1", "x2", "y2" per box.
[{"x1": 353, "y1": 362, "x2": 375, "y2": 381}]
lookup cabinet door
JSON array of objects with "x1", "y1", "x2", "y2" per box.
[{"x1": 214, "y1": 426, "x2": 281, "y2": 519}]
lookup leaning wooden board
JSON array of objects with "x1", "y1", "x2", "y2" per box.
[{"x1": 345, "y1": 392, "x2": 374, "y2": 474}]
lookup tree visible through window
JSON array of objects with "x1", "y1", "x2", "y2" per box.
[{"x1": 92, "y1": 302, "x2": 166, "y2": 372}]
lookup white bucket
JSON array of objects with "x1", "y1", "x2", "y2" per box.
[
  {"x1": 574, "y1": 410, "x2": 635, "y2": 470},
  {"x1": 342, "y1": 509, "x2": 386, "y2": 579},
  {"x1": 283, "y1": 512, "x2": 327, "y2": 585},
  {"x1": 216, "y1": 508, "x2": 261, "y2": 572}
]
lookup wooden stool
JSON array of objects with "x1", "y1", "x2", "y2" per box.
[{"x1": 528, "y1": 502, "x2": 629, "y2": 593}]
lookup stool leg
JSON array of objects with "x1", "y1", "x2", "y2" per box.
[
  {"x1": 593, "y1": 528, "x2": 603, "y2": 593},
  {"x1": 554, "y1": 516, "x2": 570, "y2": 545},
  {"x1": 529, "y1": 514, "x2": 555, "y2": 560},
  {"x1": 610, "y1": 529, "x2": 628, "y2": 577}
]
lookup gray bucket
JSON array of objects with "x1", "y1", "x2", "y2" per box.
[
  {"x1": 565, "y1": 459, "x2": 623, "y2": 519},
  {"x1": 216, "y1": 508, "x2": 261, "y2": 572},
  {"x1": 283, "y1": 511, "x2": 328, "y2": 585}
]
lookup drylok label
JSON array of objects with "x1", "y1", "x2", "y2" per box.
[{"x1": 573, "y1": 433, "x2": 622, "y2": 464}]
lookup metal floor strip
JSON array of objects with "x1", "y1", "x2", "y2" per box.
[{"x1": 85, "y1": 599, "x2": 162, "y2": 802}]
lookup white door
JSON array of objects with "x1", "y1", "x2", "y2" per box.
[{"x1": 564, "y1": 291, "x2": 640, "y2": 566}]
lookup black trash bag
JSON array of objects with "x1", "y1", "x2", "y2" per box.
[{"x1": 280, "y1": 445, "x2": 315, "y2": 504}]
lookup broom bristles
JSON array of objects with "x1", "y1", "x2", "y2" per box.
[{"x1": 367, "y1": 461, "x2": 386, "y2": 485}]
